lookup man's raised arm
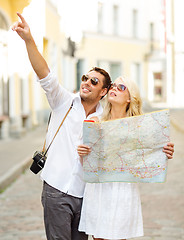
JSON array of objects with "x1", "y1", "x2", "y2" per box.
[{"x1": 12, "y1": 12, "x2": 50, "y2": 79}]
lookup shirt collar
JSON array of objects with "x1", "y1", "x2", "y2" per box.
[
  {"x1": 87, "y1": 102, "x2": 103, "y2": 119},
  {"x1": 72, "y1": 92, "x2": 103, "y2": 119}
]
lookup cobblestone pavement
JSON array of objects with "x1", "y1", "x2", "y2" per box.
[
  {"x1": 0, "y1": 125, "x2": 183, "y2": 240},
  {"x1": 0, "y1": 172, "x2": 45, "y2": 240}
]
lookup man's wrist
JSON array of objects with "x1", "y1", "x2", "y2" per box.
[{"x1": 25, "y1": 34, "x2": 36, "y2": 46}]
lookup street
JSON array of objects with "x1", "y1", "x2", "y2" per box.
[{"x1": 0, "y1": 125, "x2": 184, "y2": 240}]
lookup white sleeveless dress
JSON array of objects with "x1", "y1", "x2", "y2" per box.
[{"x1": 79, "y1": 182, "x2": 144, "y2": 239}]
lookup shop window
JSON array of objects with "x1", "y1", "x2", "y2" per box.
[{"x1": 153, "y1": 72, "x2": 163, "y2": 101}]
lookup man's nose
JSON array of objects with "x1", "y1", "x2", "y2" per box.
[{"x1": 85, "y1": 79, "x2": 92, "y2": 85}]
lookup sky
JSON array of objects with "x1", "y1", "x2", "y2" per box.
[{"x1": 56, "y1": 0, "x2": 98, "y2": 42}]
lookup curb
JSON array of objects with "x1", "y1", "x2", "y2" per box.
[{"x1": 0, "y1": 157, "x2": 32, "y2": 192}]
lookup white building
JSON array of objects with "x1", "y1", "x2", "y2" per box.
[
  {"x1": 165, "y1": 0, "x2": 184, "y2": 107},
  {"x1": 75, "y1": 0, "x2": 166, "y2": 104}
]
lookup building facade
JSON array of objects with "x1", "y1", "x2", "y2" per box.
[
  {"x1": 0, "y1": 0, "x2": 76, "y2": 139},
  {"x1": 0, "y1": 0, "x2": 30, "y2": 138},
  {"x1": 75, "y1": 0, "x2": 184, "y2": 108},
  {"x1": 0, "y1": 0, "x2": 183, "y2": 139},
  {"x1": 75, "y1": 0, "x2": 164, "y2": 102}
]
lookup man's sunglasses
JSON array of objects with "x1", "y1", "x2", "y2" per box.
[
  {"x1": 81, "y1": 75, "x2": 99, "y2": 85},
  {"x1": 110, "y1": 83, "x2": 127, "y2": 91}
]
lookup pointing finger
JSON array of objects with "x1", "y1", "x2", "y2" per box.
[{"x1": 17, "y1": 12, "x2": 26, "y2": 23}]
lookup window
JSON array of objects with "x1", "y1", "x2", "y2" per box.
[
  {"x1": 77, "y1": 59, "x2": 84, "y2": 91},
  {"x1": 98, "y1": 2, "x2": 103, "y2": 33},
  {"x1": 150, "y1": 22, "x2": 154, "y2": 51},
  {"x1": 132, "y1": 9, "x2": 138, "y2": 38},
  {"x1": 97, "y1": 61, "x2": 122, "y2": 82},
  {"x1": 153, "y1": 72, "x2": 163, "y2": 101},
  {"x1": 2, "y1": 78, "x2": 9, "y2": 115},
  {"x1": 0, "y1": 13, "x2": 9, "y2": 117},
  {"x1": 150, "y1": 23, "x2": 154, "y2": 41},
  {"x1": 110, "y1": 63, "x2": 121, "y2": 81},
  {"x1": 131, "y1": 63, "x2": 141, "y2": 87},
  {"x1": 113, "y1": 5, "x2": 119, "y2": 35}
]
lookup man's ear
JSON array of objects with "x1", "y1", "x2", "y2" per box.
[{"x1": 100, "y1": 88, "x2": 107, "y2": 98}]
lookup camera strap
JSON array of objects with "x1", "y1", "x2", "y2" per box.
[{"x1": 42, "y1": 101, "x2": 74, "y2": 157}]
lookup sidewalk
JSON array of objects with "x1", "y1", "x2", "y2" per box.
[
  {"x1": 0, "y1": 125, "x2": 46, "y2": 192},
  {"x1": 0, "y1": 107, "x2": 184, "y2": 192},
  {"x1": 169, "y1": 108, "x2": 184, "y2": 133},
  {"x1": 143, "y1": 101, "x2": 184, "y2": 133}
]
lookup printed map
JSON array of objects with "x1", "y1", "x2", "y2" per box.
[{"x1": 83, "y1": 109, "x2": 170, "y2": 183}]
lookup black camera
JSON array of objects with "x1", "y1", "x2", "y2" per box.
[{"x1": 30, "y1": 151, "x2": 47, "y2": 174}]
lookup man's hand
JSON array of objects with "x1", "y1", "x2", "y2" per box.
[
  {"x1": 163, "y1": 142, "x2": 174, "y2": 159},
  {"x1": 11, "y1": 12, "x2": 50, "y2": 79},
  {"x1": 11, "y1": 12, "x2": 32, "y2": 42},
  {"x1": 77, "y1": 145, "x2": 91, "y2": 166}
]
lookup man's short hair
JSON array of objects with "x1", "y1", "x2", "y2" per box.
[{"x1": 89, "y1": 67, "x2": 112, "y2": 93}]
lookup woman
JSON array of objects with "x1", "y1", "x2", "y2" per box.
[{"x1": 77, "y1": 76, "x2": 174, "y2": 240}]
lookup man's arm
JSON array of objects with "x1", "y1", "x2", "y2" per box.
[
  {"x1": 12, "y1": 12, "x2": 50, "y2": 79},
  {"x1": 12, "y1": 12, "x2": 73, "y2": 111}
]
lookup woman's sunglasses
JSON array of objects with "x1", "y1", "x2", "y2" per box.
[
  {"x1": 81, "y1": 75, "x2": 99, "y2": 85},
  {"x1": 110, "y1": 83, "x2": 127, "y2": 91}
]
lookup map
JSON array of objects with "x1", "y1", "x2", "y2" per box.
[{"x1": 83, "y1": 109, "x2": 170, "y2": 183}]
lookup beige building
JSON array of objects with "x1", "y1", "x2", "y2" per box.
[
  {"x1": 76, "y1": 0, "x2": 184, "y2": 108},
  {"x1": 0, "y1": 0, "x2": 30, "y2": 138},
  {"x1": 75, "y1": 0, "x2": 164, "y2": 102},
  {"x1": 0, "y1": 0, "x2": 183, "y2": 139},
  {"x1": 0, "y1": 0, "x2": 75, "y2": 139}
]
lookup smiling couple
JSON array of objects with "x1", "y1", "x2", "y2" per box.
[{"x1": 12, "y1": 12, "x2": 174, "y2": 240}]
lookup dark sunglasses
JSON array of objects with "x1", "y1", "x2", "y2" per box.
[
  {"x1": 81, "y1": 75, "x2": 99, "y2": 85},
  {"x1": 110, "y1": 83, "x2": 127, "y2": 91}
]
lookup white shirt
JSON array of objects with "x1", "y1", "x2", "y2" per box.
[{"x1": 39, "y1": 72, "x2": 103, "y2": 197}]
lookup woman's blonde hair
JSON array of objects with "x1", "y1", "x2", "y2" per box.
[{"x1": 101, "y1": 76, "x2": 143, "y2": 121}]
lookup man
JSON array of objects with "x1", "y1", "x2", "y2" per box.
[{"x1": 12, "y1": 12, "x2": 111, "y2": 240}]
